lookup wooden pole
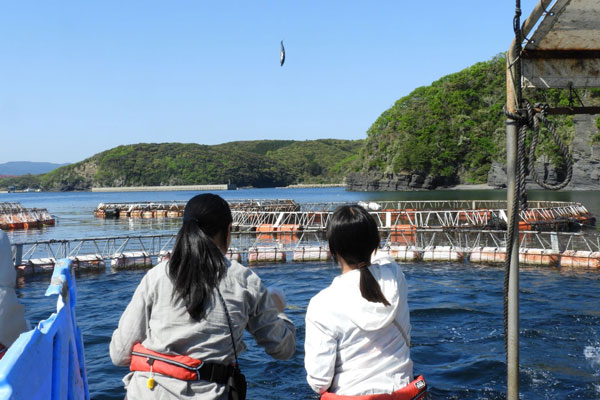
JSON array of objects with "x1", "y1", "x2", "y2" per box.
[
  {"x1": 505, "y1": 21, "x2": 520, "y2": 400},
  {"x1": 504, "y1": 2, "x2": 552, "y2": 397}
]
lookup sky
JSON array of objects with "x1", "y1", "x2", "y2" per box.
[{"x1": 0, "y1": 1, "x2": 541, "y2": 163}]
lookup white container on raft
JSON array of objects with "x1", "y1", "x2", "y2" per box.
[
  {"x1": 247, "y1": 247, "x2": 286, "y2": 264},
  {"x1": 422, "y1": 246, "x2": 464, "y2": 262},
  {"x1": 226, "y1": 248, "x2": 242, "y2": 263},
  {"x1": 518, "y1": 248, "x2": 559, "y2": 266},
  {"x1": 560, "y1": 250, "x2": 600, "y2": 268},
  {"x1": 110, "y1": 251, "x2": 153, "y2": 269},
  {"x1": 384, "y1": 246, "x2": 422, "y2": 262},
  {"x1": 470, "y1": 247, "x2": 507, "y2": 264},
  {"x1": 17, "y1": 258, "x2": 57, "y2": 276},
  {"x1": 68, "y1": 254, "x2": 105, "y2": 271},
  {"x1": 292, "y1": 246, "x2": 331, "y2": 262}
]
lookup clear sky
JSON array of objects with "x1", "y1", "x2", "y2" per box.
[{"x1": 0, "y1": 1, "x2": 540, "y2": 163}]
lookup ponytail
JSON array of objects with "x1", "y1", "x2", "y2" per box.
[
  {"x1": 327, "y1": 204, "x2": 390, "y2": 306},
  {"x1": 168, "y1": 194, "x2": 232, "y2": 321},
  {"x1": 359, "y1": 268, "x2": 390, "y2": 306}
]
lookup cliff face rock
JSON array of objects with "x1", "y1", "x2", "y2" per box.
[
  {"x1": 567, "y1": 114, "x2": 600, "y2": 189},
  {"x1": 486, "y1": 159, "x2": 564, "y2": 189},
  {"x1": 487, "y1": 162, "x2": 507, "y2": 188},
  {"x1": 487, "y1": 114, "x2": 600, "y2": 190},
  {"x1": 346, "y1": 172, "x2": 457, "y2": 191}
]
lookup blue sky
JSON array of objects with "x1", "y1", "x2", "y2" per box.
[{"x1": 0, "y1": 1, "x2": 540, "y2": 163}]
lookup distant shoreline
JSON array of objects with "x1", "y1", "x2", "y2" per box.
[
  {"x1": 445, "y1": 183, "x2": 495, "y2": 190},
  {"x1": 278, "y1": 183, "x2": 345, "y2": 189},
  {"x1": 91, "y1": 184, "x2": 236, "y2": 192}
]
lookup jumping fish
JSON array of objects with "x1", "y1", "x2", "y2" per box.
[{"x1": 280, "y1": 40, "x2": 285, "y2": 66}]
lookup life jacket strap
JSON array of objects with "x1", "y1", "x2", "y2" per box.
[
  {"x1": 130, "y1": 343, "x2": 235, "y2": 384},
  {"x1": 320, "y1": 375, "x2": 428, "y2": 400}
]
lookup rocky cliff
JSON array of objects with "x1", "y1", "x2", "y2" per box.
[
  {"x1": 345, "y1": 172, "x2": 457, "y2": 191},
  {"x1": 350, "y1": 114, "x2": 600, "y2": 192},
  {"x1": 567, "y1": 114, "x2": 600, "y2": 189},
  {"x1": 487, "y1": 114, "x2": 600, "y2": 190}
]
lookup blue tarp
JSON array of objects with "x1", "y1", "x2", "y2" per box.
[{"x1": 0, "y1": 259, "x2": 89, "y2": 399}]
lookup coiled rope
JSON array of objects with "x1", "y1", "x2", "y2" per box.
[
  {"x1": 502, "y1": 100, "x2": 574, "y2": 357},
  {"x1": 528, "y1": 105, "x2": 574, "y2": 190}
]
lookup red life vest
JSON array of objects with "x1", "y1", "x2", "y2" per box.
[
  {"x1": 0, "y1": 343, "x2": 6, "y2": 361},
  {"x1": 130, "y1": 343, "x2": 235, "y2": 385},
  {"x1": 130, "y1": 343, "x2": 205, "y2": 381},
  {"x1": 321, "y1": 375, "x2": 428, "y2": 400}
]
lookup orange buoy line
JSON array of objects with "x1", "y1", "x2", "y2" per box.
[
  {"x1": 11, "y1": 228, "x2": 600, "y2": 277},
  {"x1": 0, "y1": 202, "x2": 55, "y2": 231},
  {"x1": 231, "y1": 200, "x2": 595, "y2": 232},
  {"x1": 93, "y1": 199, "x2": 300, "y2": 219},
  {"x1": 93, "y1": 199, "x2": 595, "y2": 232}
]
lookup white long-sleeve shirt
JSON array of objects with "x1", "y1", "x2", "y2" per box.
[
  {"x1": 110, "y1": 259, "x2": 296, "y2": 399},
  {"x1": 304, "y1": 252, "x2": 413, "y2": 396}
]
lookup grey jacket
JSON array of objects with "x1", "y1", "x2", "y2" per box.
[{"x1": 110, "y1": 259, "x2": 296, "y2": 399}]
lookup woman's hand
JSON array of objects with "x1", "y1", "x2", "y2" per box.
[{"x1": 269, "y1": 287, "x2": 286, "y2": 313}]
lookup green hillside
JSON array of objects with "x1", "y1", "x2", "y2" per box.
[
  {"x1": 0, "y1": 140, "x2": 360, "y2": 191},
  {"x1": 357, "y1": 54, "x2": 577, "y2": 184}
]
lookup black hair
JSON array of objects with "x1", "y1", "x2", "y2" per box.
[
  {"x1": 327, "y1": 204, "x2": 390, "y2": 306},
  {"x1": 168, "y1": 193, "x2": 233, "y2": 321}
]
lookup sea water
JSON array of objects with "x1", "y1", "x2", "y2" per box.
[{"x1": 3, "y1": 188, "x2": 600, "y2": 399}]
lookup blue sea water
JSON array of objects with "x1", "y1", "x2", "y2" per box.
[{"x1": 3, "y1": 188, "x2": 600, "y2": 399}]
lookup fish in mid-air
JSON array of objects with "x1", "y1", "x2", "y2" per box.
[{"x1": 280, "y1": 40, "x2": 285, "y2": 66}]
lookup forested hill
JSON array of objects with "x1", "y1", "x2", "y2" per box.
[
  {"x1": 352, "y1": 54, "x2": 588, "y2": 189},
  {"x1": 0, "y1": 140, "x2": 362, "y2": 191},
  {"x1": 357, "y1": 55, "x2": 507, "y2": 184}
]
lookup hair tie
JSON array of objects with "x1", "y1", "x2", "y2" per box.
[{"x1": 356, "y1": 261, "x2": 370, "y2": 269}]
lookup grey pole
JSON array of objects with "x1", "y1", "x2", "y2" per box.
[
  {"x1": 505, "y1": 117, "x2": 520, "y2": 400},
  {"x1": 506, "y1": 17, "x2": 525, "y2": 391},
  {"x1": 14, "y1": 244, "x2": 23, "y2": 267}
]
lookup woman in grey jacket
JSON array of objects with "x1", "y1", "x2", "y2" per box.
[{"x1": 110, "y1": 194, "x2": 296, "y2": 399}]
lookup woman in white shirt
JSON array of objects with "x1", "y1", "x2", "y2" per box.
[{"x1": 304, "y1": 205, "x2": 426, "y2": 399}]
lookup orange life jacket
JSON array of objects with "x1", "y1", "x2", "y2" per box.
[
  {"x1": 320, "y1": 375, "x2": 428, "y2": 400},
  {"x1": 130, "y1": 343, "x2": 204, "y2": 380},
  {"x1": 130, "y1": 342, "x2": 234, "y2": 384}
]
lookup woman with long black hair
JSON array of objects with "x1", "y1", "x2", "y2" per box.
[
  {"x1": 304, "y1": 204, "x2": 425, "y2": 399},
  {"x1": 110, "y1": 193, "x2": 296, "y2": 399}
]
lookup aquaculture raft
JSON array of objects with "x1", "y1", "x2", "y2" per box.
[
  {"x1": 229, "y1": 200, "x2": 594, "y2": 232},
  {"x1": 93, "y1": 199, "x2": 594, "y2": 231},
  {"x1": 10, "y1": 229, "x2": 600, "y2": 274},
  {"x1": 93, "y1": 199, "x2": 300, "y2": 219},
  {"x1": 11, "y1": 198, "x2": 600, "y2": 275},
  {"x1": 0, "y1": 202, "x2": 55, "y2": 230}
]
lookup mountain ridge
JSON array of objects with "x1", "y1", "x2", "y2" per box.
[
  {"x1": 0, "y1": 140, "x2": 362, "y2": 191},
  {"x1": 0, "y1": 161, "x2": 70, "y2": 176}
]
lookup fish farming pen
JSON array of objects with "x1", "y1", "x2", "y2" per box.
[
  {"x1": 93, "y1": 199, "x2": 301, "y2": 218},
  {"x1": 230, "y1": 200, "x2": 593, "y2": 231},
  {"x1": 10, "y1": 226, "x2": 600, "y2": 277},
  {"x1": 0, "y1": 202, "x2": 55, "y2": 230},
  {"x1": 92, "y1": 199, "x2": 594, "y2": 232}
]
